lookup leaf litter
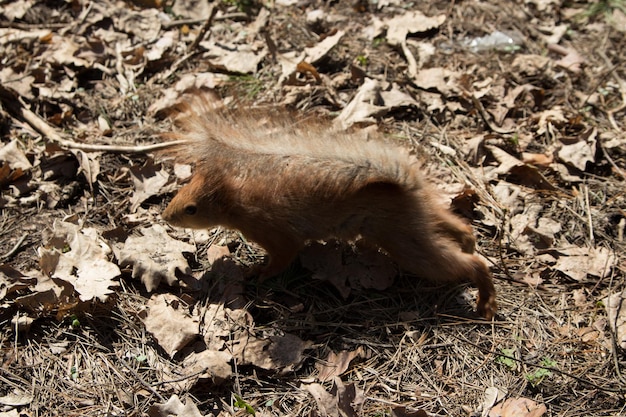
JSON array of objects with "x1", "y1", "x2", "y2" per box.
[{"x1": 1, "y1": 0, "x2": 625, "y2": 416}]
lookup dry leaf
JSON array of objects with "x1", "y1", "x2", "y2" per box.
[
  {"x1": 384, "y1": 11, "x2": 445, "y2": 45},
  {"x1": 201, "y1": 42, "x2": 267, "y2": 74},
  {"x1": 488, "y1": 397, "x2": 547, "y2": 417},
  {"x1": 412, "y1": 67, "x2": 460, "y2": 96},
  {"x1": 0, "y1": 390, "x2": 33, "y2": 406},
  {"x1": 143, "y1": 293, "x2": 199, "y2": 357},
  {"x1": 557, "y1": 128, "x2": 597, "y2": 171},
  {"x1": 303, "y1": 378, "x2": 364, "y2": 417},
  {"x1": 232, "y1": 333, "x2": 312, "y2": 373},
  {"x1": 181, "y1": 349, "x2": 232, "y2": 385},
  {"x1": 0, "y1": 140, "x2": 32, "y2": 170},
  {"x1": 147, "y1": 395, "x2": 204, "y2": 417},
  {"x1": 335, "y1": 78, "x2": 387, "y2": 129},
  {"x1": 304, "y1": 382, "x2": 340, "y2": 417},
  {"x1": 0, "y1": 265, "x2": 37, "y2": 301},
  {"x1": 488, "y1": 146, "x2": 557, "y2": 190},
  {"x1": 305, "y1": 30, "x2": 345, "y2": 64},
  {"x1": 128, "y1": 160, "x2": 171, "y2": 212},
  {"x1": 118, "y1": 224, "x2": 196, "y2": 292},
  {"x1": 39, "y1": 221, "x2": 120, "y2": 302},
  {"x1": 201, "y1": 302, "x2": 253, "y2": 351},
  {"x1": 206, "y1": 244, "x2": 231, "y2": 264},
  {"x1": 317, "y1": 347, "x2": 365, "y2": 382},
  {"x1": 553, "y1": 246, "x2": 615, "y2": 281}
]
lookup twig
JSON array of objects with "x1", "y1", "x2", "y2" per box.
[
  {"x1": 583, "y1": 184, "x2": 595, "y2": 246},
  {"x1": 0, "y1": 83, "x2": 185, "y2": 153},
  {"x1": 188, "y1": 4, "x2": 219, "y2": 53},
  {"x1": 0, "y1": 233, "x2": 28, "y2": 261}
]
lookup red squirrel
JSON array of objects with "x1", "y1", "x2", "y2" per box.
[{"x1": 161, "y1": 98, "x2": 496, "y2": 319}]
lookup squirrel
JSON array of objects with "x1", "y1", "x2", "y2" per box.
[{"x1": 161, "y1": 97, "x2": 497, "y2": 319}]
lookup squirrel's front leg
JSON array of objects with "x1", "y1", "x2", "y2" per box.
[{"x1": 246, "y1": 234, "x2": 303, "y2": 282}]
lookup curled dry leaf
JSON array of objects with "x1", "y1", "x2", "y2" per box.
[
  {"x1": 147, "y1": 395, "x2": 204, "y2": 417},
  {"x1": 143, "y1": 293, "x2": 199, "y2": 357},
  {"x1": 303, "y1": 378, "x2": 365, "y2": 417},
  {"x1": 0, "y1": 265, "x2": 37, "y2": 301},
  {"x1": 334, "y1": 78, "x2": 387, "y2": 129},
  {"x1": 128, "y1": 160, "x2": 171, "y2": 213},
  {"x1": 118, "y1": 224, "x2": 195, "y2": 292},
  {"x1": 557, "y1": 128, "x2": 597, "y2": 171},
  {"x1": 39, "y1": 220, "x2": 120, "y2": 302},
  {"x1": 384, "y1": 11, "x2": 446, "y2": 45},
  {"x1": 316, "y1": 347, "x2": 365, "y2": 382}
]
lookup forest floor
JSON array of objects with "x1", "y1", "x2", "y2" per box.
[{"x1": 1, "y1": 0, "x2": 626, "y2": 416}]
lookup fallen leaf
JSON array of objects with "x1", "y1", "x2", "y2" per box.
[
  {"x1": 128, "y1": 160, "x2": 171, "y2": 213},
  {"x1": 384, "y1": 11, "x2": 445, "y2": 45},
  {"x1": 147, "y1": 395, "x2": 204, "y2": 417},
  {"x1": 143, "y1": 293, "x2": 199, "y2": 357},
  {"x1": 303, "y1": 378, "x2": 364, "y2": 417},
  {"x1": 232, "y1": 333, "x2": 312, "y2": 373},
  {"x1": 0, "y1": 140, "x2": 32, "y2": 170},
  {"x1": 0, "y1": 390, "x2": 33, "y2": 406},
  {"x1": 553, "y1": 246, "x2": 615, "y2": 281},
  {"x1": 305, "y1": 30, "x2": 345, "y2": 63},
  {"x1": 488, "y1": 397, "x2": 547, "y2": 417},
  {"x1": 316, "y1": 347, "x2": 365, "y2": 382},
  {"x1": 0, "y1": 265, "x2": 37, "y2": 301},
  {"x1": 118, "y1": 224, "x2": 195, "y2": 291},
  {"x1": 181, "y1": 349, "x2": 232, "y2": 385},
  {"x1": 412, "y1": 67, "x2": 461, "y2": 96},
  {"x1": 206, "y1": 244, "x2": 231, "y2": 264},
  {"x1": 557, "y1": 128, "x2": 597, "y2": 171},
  {"x1": 39, "y1": 221, "x2": 120, "y2": 302},
  {"x1": 334, "y1": 78, "x2": 387, "y2": 129}
]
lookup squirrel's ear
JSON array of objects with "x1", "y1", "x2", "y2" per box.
[{"x1": 184, "y1": 204, "x2": 197, "y2": 215}]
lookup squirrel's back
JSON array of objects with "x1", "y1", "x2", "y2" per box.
[{"x1": 162, "y1": 98, "x2": 423, "y2": 193}]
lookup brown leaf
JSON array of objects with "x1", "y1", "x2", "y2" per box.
[
  {"x1": 147, "y1": 395, "x2": 204, "y2": 417},
  {"x1": 118, "y1": 224, "x2": 195, "y2": 292},
  {"x1": 232, "y1": 333, "x2": 312, "y2": 373},
  {"x1": 0, "y1": 265, "x2": 37, "y2": 301},
  {"x1": 181, "y1": 349, "x2": 232, "y2": 386},
  {"x1": 557, "y1": 128, "x2": 597, "y2": 171},
  {"x1": 553, "y1": 246, "x2": 615, "y2": 281},
  {"x1": 384, "y1": 11, "x2": 446, "y2": 45},
  {"x1": 316, "y1": 347, "x2": 365, "y2": 382},
  {"x1": 488, "y1": 397, "x2": 547, "y2": 417},
  {"x1": 128, "y1": 160, "x2": 171, "y2": 213},
  {"x1": 39, "y1": 220, "x2": 120, "y2": 302},
  {"x1": 143, "y1": 293, "x2": 199, "y2": 357}
]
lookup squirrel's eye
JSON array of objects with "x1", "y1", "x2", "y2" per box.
[{"x1": 184, "y1": 205, "x2": 197, "y2": 215}]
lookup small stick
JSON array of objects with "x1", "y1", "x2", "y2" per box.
[
  {"x1": 0, "y1": 83, "x2": 186, "y2": 153},
  {"x1": 0, "y1": 233, "x2": 28, "y2": 261}
]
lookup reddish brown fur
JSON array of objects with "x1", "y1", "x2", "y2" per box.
[{"x1": 161, "y1": 100, "x2": 496, "y2": 319}]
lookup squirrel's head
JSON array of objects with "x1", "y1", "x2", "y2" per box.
[{"x1": 162, "y1": 174, "x2": 217, "y2": 229}]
